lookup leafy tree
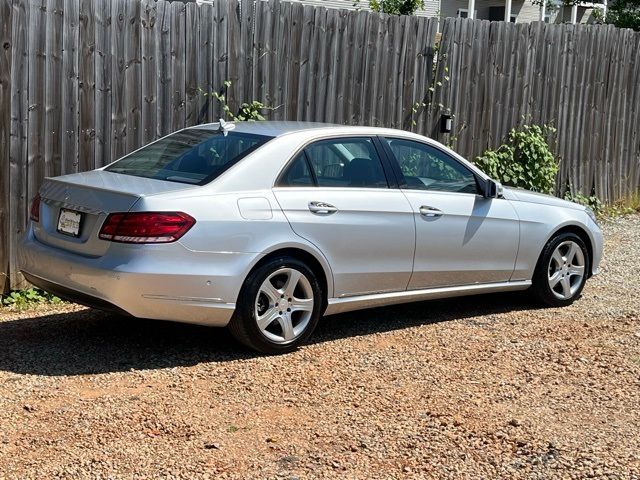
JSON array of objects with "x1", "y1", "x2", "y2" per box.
[
  {"x1": 369, "y1": 0, "x2": 425, "y2": 15},
  {"x1": 601, "y1": 0, "x2": 640, "y2": 30}
]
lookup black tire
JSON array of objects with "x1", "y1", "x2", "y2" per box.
[
  {"x1": 228, "y1": 256, "x2": 324, "y2": 354},
  {"x1": 531, "y1": 232, "x2": 590, "y2": 307}
]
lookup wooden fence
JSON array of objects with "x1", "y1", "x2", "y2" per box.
[
  {"x1": 0, "y1": 0, "x2": 439, "y2": 290},
  {"x1": 0, "y1": 0, "x2": 639, "y2": 291},
  {"x1": 435, "y1": 18, "x2": 640, "y2": 203}
]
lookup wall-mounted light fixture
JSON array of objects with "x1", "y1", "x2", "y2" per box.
[{"x1": 440, "y1": 113, "x2": 453, "y2": 134}]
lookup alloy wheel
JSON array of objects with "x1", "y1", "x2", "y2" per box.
[
  {"x1": 547, "y1": 240, "x2": 586, "y2": 300},
  {"x1": 254, "y1": 267, "x2": 315, "y2": 344}
]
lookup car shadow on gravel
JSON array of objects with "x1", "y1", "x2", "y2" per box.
[
  {"x1": 0, "y1": 292, "x2": 542, "y2": 376},
  {"x1": 312, "y1": 291, "x2": 542, "y2": 344}
]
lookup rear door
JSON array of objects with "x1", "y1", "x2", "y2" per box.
[
  {"x1": 273, "y1": 136, "x2": 415, "y2": 298},
  {"x1": 381, "y1": 137, "x2": 520, "y2": 289}
]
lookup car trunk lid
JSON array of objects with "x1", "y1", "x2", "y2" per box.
[{"x1": 35, "y1": 170, "x2": 195, "y2": 256}]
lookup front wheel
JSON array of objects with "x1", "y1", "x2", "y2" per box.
[
  {"x1": 228, "y1": 256, "x2": 324, "y2": 354},
  {"x1": 531, "y1": 232, "x2": 589, "y2": 307}
]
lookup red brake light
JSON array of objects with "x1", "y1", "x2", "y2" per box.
[
  {"x1": 99, "y1": 212, "x2": 196, "y2": 243},
  {"x1": 30, "y1": 193, "x2": 41, "y2": 222}
]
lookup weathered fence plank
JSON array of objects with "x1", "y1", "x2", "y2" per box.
[
  {"x1": 309, "y1": 5, "x2": 327, "y2": 122},
  {"x1": 273, "y1": 0, "x2": 290, "y2": 121},
  {"x1": 141, "y1": 0, "x2": 157, "y2": 144},
  {"x1": 285, "y1": 1, "x2": 302, "y2": 120},
  {"x1": 225, "y1": 0, "x2": 245, "y2": 113},
  {"x1": 125, "y1": 0, "x2": 142, "y2": 151},
  {"x1": 45, "y1": 0, "x2": 64, "y2": 176},
  {"x1": 94, "y1": 0, "x2": 112, "y2": 167},
  {"x1": 61, "y1": 0, "x2": 79, "y2": 174},
  {"x1": 156, "y1": 0, "x2": 170, "y2": 137},
  {"x1": 196, "y1": 1, "x2": 212, "y2": 123},
  {"x1": 170, "y1": 0, "x2": 185, "y2": 131},
  {"x1": 9, "y1": 0, "x2": 29, "y2": 289},
  {"x1": 211, "y1": 0, "x2": 227, "y2": 120},
  {"x1": 111, "y1": 0, "x2": 126, "y2": 159},
  {"x1": 78, "y1": 0, "x2": 95, "y2": 171},
  {"x1": 0, "y1": 0, "x2": 13, "y2": 292},
  {"x1": 27, "y1": 0, "x2": 47, "y2": 224},
  {"x1": 184, "y1": 1, "x2": 198, "y2": 126}
]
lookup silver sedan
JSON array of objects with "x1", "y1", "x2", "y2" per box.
[{"x1": 19, "y1": 122, "x2": 603, "y2": 353}]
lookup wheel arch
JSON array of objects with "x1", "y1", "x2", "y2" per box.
[
  {"x1": 543, "y1": 223, "x2": 594, "y2": 278},
  {"x1": 241, "y1": 242, "x2": 334, "y2": 307}
]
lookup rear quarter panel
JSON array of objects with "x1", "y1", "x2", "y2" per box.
[{"x1": 132, "y1": 189, "x2": 335, "y2": 299}]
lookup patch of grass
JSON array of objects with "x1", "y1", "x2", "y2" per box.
[
  {"x1": 565, "y1": 190, "x2": 640, "y2": 219},
  {"x1": 226, "y1": 424, "x2": 251, "y2": 433},
  {"x1": 1, "y1": 288, "x2": 63, "y2": 309},
  {"x1": 602, "y1": 192, "x2": 640, "y2": 217}
]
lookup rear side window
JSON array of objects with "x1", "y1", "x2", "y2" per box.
[
  {"x1": 285, "y1": 137, "x2": 388, "y2": 188},
  {"x1": 384, "y1": 138, "x2": 478, "y2": 194},
  {"x1": 279, "y1": 152, "x2": 314, "y2": 187},
  {"x1": 105, "y1": 129, "x2": 271, "y2": 185}
]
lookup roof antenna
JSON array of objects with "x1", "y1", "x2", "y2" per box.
[{"x1": 218, "y1": 118, "x2": 236, "y2": 137}]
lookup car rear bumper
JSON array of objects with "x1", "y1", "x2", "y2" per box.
[
  {"x1": 17, "y1": 227, "x2": 253, "y2": 327},
  {"x1": 22, "y1": 271, "x2": 132, "y2": 316}
]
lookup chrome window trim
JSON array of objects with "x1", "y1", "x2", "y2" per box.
[
  {"x1": 380, "y1": 135, "x2": 485, "y2": 195},
  {"x1": 273, "y1": 133, "x2": 396, "y2": 189}
]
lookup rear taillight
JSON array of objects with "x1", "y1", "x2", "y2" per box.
[
  {"x1": 99, "y1": 212, "x2": 195, "y2": 243},
  {"x1": 30, "y1": 193, "x2": 41, "y2": 222}
]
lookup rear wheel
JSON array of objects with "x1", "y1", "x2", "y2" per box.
[
  {"x1": 531, "y1": 232, "x2": 589, "y2": 307},
  {"x1": 228, "y1": 256, "x2": 324, "y2": 354}
]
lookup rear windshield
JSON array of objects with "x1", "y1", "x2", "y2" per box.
[{"x1": 105, "y1": 128, "x2": 272, "y2": 185}]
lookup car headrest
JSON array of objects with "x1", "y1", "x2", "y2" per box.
[{"x1": 345, "y1": 157, "x2": 377, "y2": 187}]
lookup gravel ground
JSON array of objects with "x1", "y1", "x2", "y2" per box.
[{"x1": 1, "y1": 215, "x2": 639, "y2": 479}]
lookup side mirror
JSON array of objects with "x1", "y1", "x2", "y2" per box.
[{"x1": 483, "y1": 179, "x2": 503, "y2": 198}]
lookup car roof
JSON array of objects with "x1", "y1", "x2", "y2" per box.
[{"x1": 190, "y1": 120, "x2": 412, "y2": 138}]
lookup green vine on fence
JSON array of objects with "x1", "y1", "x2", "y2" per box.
[
  {"x1": 407, "y1": 40, "x2": 467, "y2": 150},
  {"x1": 475, "y1": 124, "x2": 559, "y2": 194}
]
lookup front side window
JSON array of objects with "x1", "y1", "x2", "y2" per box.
[
  {"x1": 384, "y1": 138, "x2": 478, "y2": 194},
  {"x1": 304, "y1": 138, "x2": 389, "y2": 188},
  {"x1": 105, "y1": 128, "x2": 271, "y2": 185}
]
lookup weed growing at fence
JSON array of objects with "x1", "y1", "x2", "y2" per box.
[
  {"x1": 602, "y1": 193, "x2": 640, "y2": 216},
  {"x1": 1, "y1": 288, "x2": 63, "y2": 309},
  {"x1": 201, "y1": 81, "x2": 275, "y2": 122},
  {"x1": 409, "y1": 44, "x2": 454, "y2": 135},
  {"x1": 564, "y1": 191, "x2": 604, "y2": 215},
  {"x1": 475, "y1": 124, "x2": 558, "y2": 194},
  {"x1": 566, "y1": 194, "x2": 640, "y2": 218}
]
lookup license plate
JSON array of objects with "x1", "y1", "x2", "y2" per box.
[{"x1": 57, "y1": 208, "x2": 82, "y2": 237}]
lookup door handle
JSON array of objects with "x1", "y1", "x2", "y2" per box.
[
  {"x1": 308, "y1": 201, "x2": 338, "y2": 215},
  {"x1": 419, "y1": 205, "x2": 443, "y2": 217}
]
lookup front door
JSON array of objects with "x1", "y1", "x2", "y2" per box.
[
  {"x1": 381, "y1": 137, "x2": 520, "y2": 289},
  {"x1": 273, "y1": 136, "x2": 415, "y2": 297}
]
